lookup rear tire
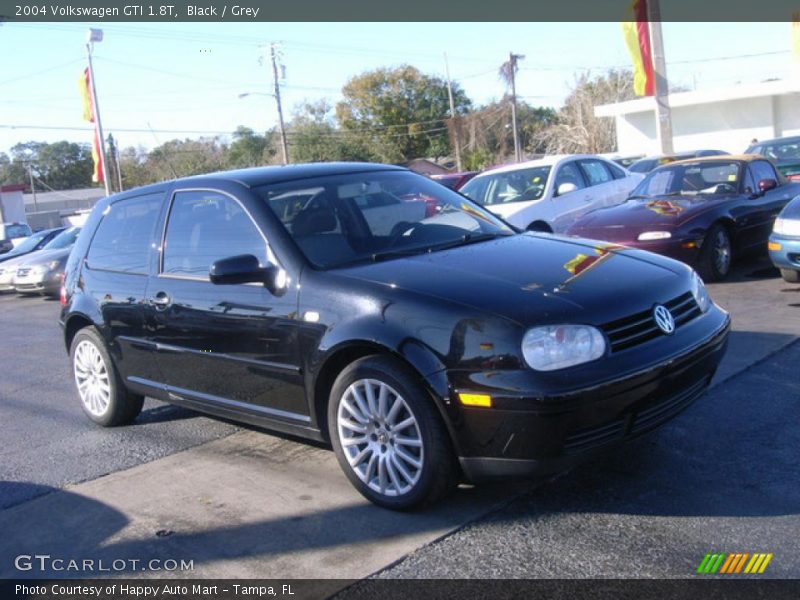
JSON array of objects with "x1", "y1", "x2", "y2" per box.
[
  {"x1": 781, "y1": 268, "x2": 800, "y2": 283},
  {"x1": 328, "y1": 355, "x2": 458, "y2": 510},
  {"x1": 70, "y1": 327, "x2": 144, "y2": 427},
  {"x1": 697, "y1": 224, "x2": 732, "y2": 282}
]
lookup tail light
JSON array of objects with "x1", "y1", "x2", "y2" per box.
[
  {"x1": 788, "y1": 174, "x2": 800, "y2": 182},
  {"x1": 59, "y1": 272, "x2": 68, "y2": 306}
]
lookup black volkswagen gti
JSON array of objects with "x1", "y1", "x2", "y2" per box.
[{"x1": 60, "y1": 163, "x2": 730, "y2": 510}]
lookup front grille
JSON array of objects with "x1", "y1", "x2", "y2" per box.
[
  {"x1": 563, "y1": 376, "x2": 710, "y2": 455},
  {"x1": 16, "y1": 268, "x2": 31, "y2": 277},
  {"x1": 601, "y1": 292, "x2": 701, "y2": 353}
]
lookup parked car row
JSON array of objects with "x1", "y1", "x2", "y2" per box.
[{"x1": 0, "y1": 226, "x2": 80, "y2": 296}]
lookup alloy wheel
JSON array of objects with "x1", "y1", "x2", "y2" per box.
[
  {"x1": 73, "y1": 339, "x2": 111, "y2": 417},
  {"x1": 713, "y1": 229, "x2": 731, "y2": 275},
  {"x1": 337, "y1": 378, "x2": 424, "y2": 497}
]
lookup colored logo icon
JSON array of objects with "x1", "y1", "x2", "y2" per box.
[{"x1": 696, "y1": 553, "x2": 773, "y2": 574}]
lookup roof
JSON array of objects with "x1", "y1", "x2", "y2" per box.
[
  {"x1": 1, "y1": 184, "x2": 26, "y2": 193},
  {"x1": 747, "y1": 135, "x2": 800, "y2": 147},
  {"x1": 595, "y1": 79, "x2": 800, "y2": 117},
  {"x1": 195, "y1": 162, "x2": 407, "y2": 187},
  {"x1": 667, "y1": 154, "x2": 765, "y2": 165},
  {"x1": 473, "y1": 154, "x2": 599, "y2": 178}
]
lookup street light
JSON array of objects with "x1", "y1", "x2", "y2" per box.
[{"x1": 238, "y1": 90, "x2": 289, "y2": 165}]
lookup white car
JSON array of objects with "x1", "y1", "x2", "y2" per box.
[{"x1": 459, "y1": 154, "x2": 644, "y2": 233}]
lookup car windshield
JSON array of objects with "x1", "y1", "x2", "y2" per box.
[
  {"x1": 460, "y1": 166, "x2": 551, "y2": 206},
  {"x1": 630, "y1": 161, "x2": 742, "y2": 198},
  {"x1": 4, "y1": 229, "x2": 51, "y2": 255},
  {"x1": 43, "y1": 227, "x2": 80, "y2": 250},
  {"x1": 756, "y1": 140, "x2": 800, "y2": 161},
  {"x1": 255, "y1": 170, "x2": 514, "y2": 269}
]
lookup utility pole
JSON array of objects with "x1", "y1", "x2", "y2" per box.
[
  {"x1": 443, "y1": 53, "x2": 463, "y2": 172},
  {"x1": 27, "y1": 163, "x2": 37, "y2": 212},
  {"x1": 269, "y1": 43, "x2": 290, "y2": 165},
  {"x1": 86, "y1": 29, "x2": 111, "y2": 196},
  {"x1": 647, "y1": 0, "x2": 674, "y2": 154},
  {"x1": 507, "y1": 52, "x2": 525, "y2": 163}
]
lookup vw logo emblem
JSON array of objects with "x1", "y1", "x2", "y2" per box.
[{"x1": 653, "y1": 304, "x2": 675, "y2": 335}]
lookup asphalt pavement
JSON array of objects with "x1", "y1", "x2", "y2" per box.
[{"x1": 0, "y1": 254, "x2": 798, "y2": 581}]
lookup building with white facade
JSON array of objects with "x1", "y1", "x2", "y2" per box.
[{"x1": 595, "y1": 79, "x2": 800, "y2": 156}]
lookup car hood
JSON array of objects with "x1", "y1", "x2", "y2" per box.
[
  {"x1": 335, "y1": 233, "x2": 687, "y2": 328},
  {"x1": 779, "y1": 196, "x2": 800, "y2": 220},
  {"x1": 567, "y1": 194, "x2": 734, "y2": 240},
  {"x1": 18, "y1": 247, "x2": 71, "y2": 266}
]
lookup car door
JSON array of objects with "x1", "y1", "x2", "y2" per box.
[
  {"x1": 147, "y1": 187, "x2": 307, "y2": 421},
  {"x1": 578, "y1": 158, "x2": 628, "y2": 209},
  {"x1": 549, "y1": 160, "x2": 592, "y2": 233},
  {"x1": 738, "y1": 160, "x2": 795, "y2": 251},
  {"x1": 81, "y1": 192, "x2": 165, "y2": 385}
]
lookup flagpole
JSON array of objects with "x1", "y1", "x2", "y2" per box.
[
  {"x1": 86, "y1": 29, "x2": 110, "y2": 196},
  {"x1": 647, "y1": 0, "x2": 674, "y2": 155}
]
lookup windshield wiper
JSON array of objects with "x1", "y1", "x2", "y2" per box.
[
  {"x1": 370, "y1": 232, "x2": 509, "y2": 263},
  {"x1": 428, "y1": 231, "x2": 511, "y2": 252},
  {"x1": 627, "y1": 194, "x2": 650, "y2": 200}
]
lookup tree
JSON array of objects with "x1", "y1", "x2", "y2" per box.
[
  {"x1": 227, "y1": 126, "x2": 276, "y2": 168},
  {"x1": 336, "y1": 66, "x2": 471, "y2": 163},
  {"x1": 537, "y1": 69, "x2": 636, "y2": 154},
  {"x1": 289, "y1": 101, "x2": 374, "y2": 164},
  {"x1": 145, "y1": 137, "x2": 228, "y2": 181}
]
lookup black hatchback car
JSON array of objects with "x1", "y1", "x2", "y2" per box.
[{"x1": 61, "y1": 163, "x2": 730, "y2": 509}]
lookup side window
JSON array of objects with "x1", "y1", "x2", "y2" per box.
[
  {"x1": 749, "y1": 161, "x2": 778, "y2": 185},
  {"x1": 86, "y1": 193, "x2": 163, "y2": 274},
  {"x1": 554, "y1": 162, "x2": 586, "y2": 195},
  {"x1": 579, "y1": 160, "x2": 614, "y2": 186},
  {"x1": 607, "y1": 162, "x2": 627, "y2": 179},
  {"x1": 162, "y1": 190, "x2": 267, "y2": 279}
]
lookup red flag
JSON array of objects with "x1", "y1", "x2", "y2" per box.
[{"x1": 621, "y1": 0, "x2": 655, "y2": 96}]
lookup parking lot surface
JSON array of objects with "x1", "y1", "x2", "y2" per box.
[{"x1": 0, "y1": 254, "x2": 798, "y2": 581}]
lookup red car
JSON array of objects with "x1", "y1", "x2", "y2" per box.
[
  {"x1": 431, "y1": 171, "x2": 478, "y2": 191},
  {"x1": 566, "y1": 155, "x2": 800, "y2": 281}
]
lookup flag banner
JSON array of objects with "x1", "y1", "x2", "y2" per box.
[
  {"x1": 79, "y1": 66, "x2": 104, "y2": 183},
  {"x1": 622, "y1": 0, "x2": 654, "y2": 96},
  {"x1": 792, "y1": 12, "x2": 800, "y2": 61},
  {"x1": 78, "y1": 67, "x2": 94, "y2": 122}
]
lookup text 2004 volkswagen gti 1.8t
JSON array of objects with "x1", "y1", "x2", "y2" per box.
[{"x1": 60, "y1": 163, "x2": 730, "y2": 510}]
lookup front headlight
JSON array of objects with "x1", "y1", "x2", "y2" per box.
[
  {"x1": 637, "y1": 231, "x2": 672, "y2": 241},
  {"x1": 773, "y1": 217, "x2": 800, "y2": 237},
  {"x1": 690, "y1": 270, "x2": 711, "y2": 313},
  {"x1": 522, "y1": 325, "x2": 606, "y2": 371}
]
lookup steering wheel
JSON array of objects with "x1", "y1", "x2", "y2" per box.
[
  {"x1": 387, "y1": 221, "x2": 417, "y2": 247},
  {"x1": 714, "y1": 183, "x2": 737, "y2": 194}
]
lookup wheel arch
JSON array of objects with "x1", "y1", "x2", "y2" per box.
[
  {"x1": 64, "y1": 312, "x2": 95, "y2": 353},
  {"x1": 526, "y1": 220, "x2": 552, "y2": 233},
  {"x1": 310, "y1": 340, "x2": 453, "y2": 448}
]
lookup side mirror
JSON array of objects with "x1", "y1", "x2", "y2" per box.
[
  {"x1": 758, "y1": 178, "x2": 778, "y2": 194},
  {"x1": 556, "y1": 182, "x2": 578, "y2": 196},
  {"x1": 209, "y1": 254, "x2": 287, "y2": 296}
]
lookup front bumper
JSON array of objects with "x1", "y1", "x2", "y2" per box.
[
  {"x1": 768, "y1": 234, "x2": 800, "y2": 271},
  {"x1": 13, "y1": 269, "x2": 61, "y2": 295},
  {"x1": 450, "y1": 308, "x2": 730, "y2": 482},
  {"x1": 620, "y1": 237, "x2": 701, "y2": 266}
]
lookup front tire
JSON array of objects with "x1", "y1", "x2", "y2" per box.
[
  {"x1": 70, "y1": 327, "x2": 144, "y2": 427},
  {"x1": 328, "y1": 355, "x2": 457, "y2": 510},
  {"x1": 697, "y1": 224, "x2": 732, "y2": 282},
  {"x1": 781, "y1": 268, "x2": 800, "y2": 283}
]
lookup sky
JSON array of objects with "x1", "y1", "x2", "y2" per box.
[{"x1": 0, "y1": 21, "x2": 796, "y2": 158}]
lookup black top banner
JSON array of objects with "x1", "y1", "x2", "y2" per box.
[{"x1": 1, "y1": 0, "x2": 800, "y2": 22}]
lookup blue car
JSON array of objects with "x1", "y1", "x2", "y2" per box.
[{"x1": 769, "y1": 195, "x2": 800, "y2": 283}]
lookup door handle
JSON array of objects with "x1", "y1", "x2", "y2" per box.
[{"x1": 150, "y1": 291, "x2": 171, "y2": 310}]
